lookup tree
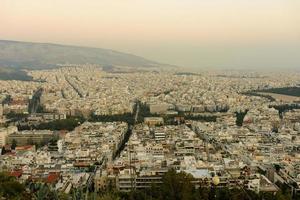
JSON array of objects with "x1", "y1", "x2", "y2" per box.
[
  {"x1": 57, "y1": 192, "x2": 69, "y2": 200},
  {"x1": 34, "y1": 184, "x2": 50, "y2": 200},
  {"x1": 159, "y1": 169, "x2": 195, "y2": 200},
  {"x1": 72, "y1": 187, "x2": 85, "y2": 200},
  {"x1": 11, "y1": 139, "x2": 17, "y2": 150},
  {"x1": 97, "y1": 193, "x2": 121, "y2": 200},
  {"x1": 235, "y1": 110, "x2": 249, "y2": 126},
  {"x1": 274, "y1": 164, "x2": 281, "y2": 173},
  {"x1": 215, "y1": 187, "x2": 231, "y2": 200},
  {"x1": 0, "y1": 172, "x2": 25, "y2": 199},
  {"x1": 1, "y1": 146, "x2": 6, "y2": 155},
  {"x1": 195, "y1": 187, "x2": 210, "y2": 200},
  {"x1": 275, "y1": 191, "x2": 292, "y2": 200},
  {"x1": 259, "y1": 192, "x2": 276, "y2": 200}
]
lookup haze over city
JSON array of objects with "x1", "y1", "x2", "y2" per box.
[
  {"x1": 1, "y1": 1, "x2": 300, "y2": 200},
  {"x1": 1, "y1": 0, "x2": 300, "y2": 69}
]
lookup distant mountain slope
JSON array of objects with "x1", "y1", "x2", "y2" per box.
[
  {"x1": 0, "y1": 40, "x2": 161, "y2": 69},
  {"x1": 0, "y1": 66, "x2": 33, "y2": 81}
]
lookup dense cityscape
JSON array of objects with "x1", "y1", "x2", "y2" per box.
[{"x1": 0, "y1": 65, "x2": 300, "y2": 199}]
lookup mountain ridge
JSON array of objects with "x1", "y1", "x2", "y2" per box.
[{"x1": 0, "y1": 39, "x2": 167, "y2": 70}]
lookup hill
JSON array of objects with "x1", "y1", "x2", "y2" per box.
[
  {"x1": 0, "y1": 66, "x2": 33, "y2": 81},
  {"x1": 0, "y1": 40, "x2": 162, "y2": 70}
]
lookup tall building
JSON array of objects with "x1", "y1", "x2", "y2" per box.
[
  {"x1": 7, "y1": 130, "x2": 54, "y2": 146},
  {"x1": 0, "y1": 126, "x2": 18, "y2": 147}
]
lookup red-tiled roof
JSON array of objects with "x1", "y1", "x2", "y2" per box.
[
  {"x1": 16, "y1": 145, "x2": 34, "y2": 150},
  {"x1": 46, "y1": 172, "x2": 60, "y2": 184},
  {"x1": 10, "y1": 170, "x2": 23, "y2": 178}
]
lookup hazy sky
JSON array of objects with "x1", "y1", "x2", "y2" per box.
[{"x1": 1, "y1": 0, "x2": 300, "y2": 69}]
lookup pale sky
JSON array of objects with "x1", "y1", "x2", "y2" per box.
[{"x1": 1, "y1": 0, "x2": 300, "y2": 69}]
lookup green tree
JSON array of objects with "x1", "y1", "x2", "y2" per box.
[
  {"x1": 259, "y1": 192, "x2": 276, "y2": 200},
  {"x1": 0, "y1": 172, "x2": 25, "y2": 199},
  {"x1": 195, "y1": 187, "x2": 210, "y2": 200},
  {"x1": 215, "y1": 187, "x2": 231, "y2": 200},
  {"x1": 97, "y1": 192, "x2": 121, "y2": 200},
  {"x1": 1, "y1": 146, "x2": 6, "y2": 155},
  {"x1": 235, "y1": 109, "x2": 249, "y2": 126},
  {"x1": 34, "y1": 184, "x2": 50, "y2": 200},
  {"x1": 274, "y1": 164, "x2": 281, "y2": 173},
  {"x1": 159, "y1": 169, "x2": 195, "y2": 200},
  {"x1": 275, "y1": 191, "x2": 292, "y2": 200},
  {"x1": 11, "y1": 139, "x2": 17, "y2": 150},
  {"x1": 57, "y1": 192, "x2": 69, "y2": 200}
]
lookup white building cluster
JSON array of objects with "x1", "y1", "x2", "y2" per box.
[{"x1": 0, "y1": 122, "x2": 128, "y2": 193}]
